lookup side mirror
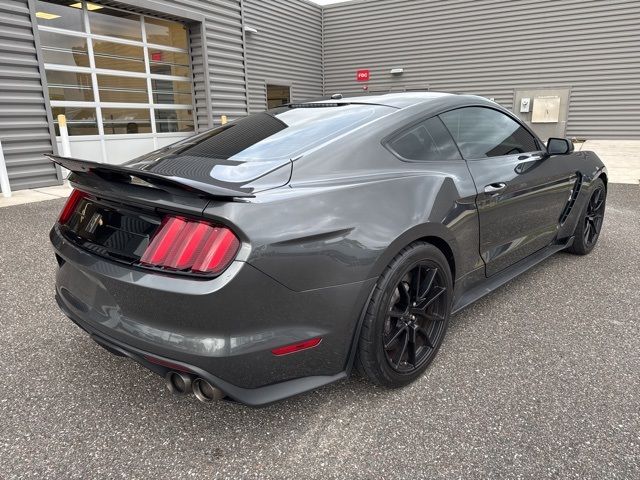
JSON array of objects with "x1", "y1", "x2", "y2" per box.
[{"x1": 547, "y1": 137, "x2": 574, "y2": 155}]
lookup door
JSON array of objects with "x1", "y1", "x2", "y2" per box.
[
  {"x1": 440, "y1": 106, "x2": 575, "y2": 276},
  {"x1": 266, "y1": 84, "x2": 291, "y2": 109}
]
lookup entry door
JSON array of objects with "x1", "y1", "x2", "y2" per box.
[
  {"x1": 266, "y1": 84, "x2": 291, "y2": 109},
  {"x1": 440, "y1": 106, "x2": 575, "y2": 276}
]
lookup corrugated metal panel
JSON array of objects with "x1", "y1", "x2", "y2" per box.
[
  {"x1": 188, "y1": 21, "x2": 213, "y2": 132},
  {"x1": 244, "y1": 0, "x2": 323, "y2": 112},
  {"x1": 322, "y1": 0, "x2": 640, "y2": 139},
  {"x1": 198, "y1": 0, "x2": 249, "y2": 122},
  {"x1": 0, "y1": 0, "x2": 59, "y2": 190}
]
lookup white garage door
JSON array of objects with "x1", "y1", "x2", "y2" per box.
[{"x1": 35, "y1": 0, "x2": 196, "y2": 164}]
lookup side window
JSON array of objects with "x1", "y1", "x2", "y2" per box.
[
  {"x1": 439, "y1": 107, "x2": 538, "y2": 159},
  {"x1": 387, "y1": 116, "x2": 461, "y2": 161}
]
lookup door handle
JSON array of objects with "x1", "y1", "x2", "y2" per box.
[
  {"x1": 484, "y1": 183, "x2": 507, "y2": 194},
  {"x1": 518, "y1": 155, "x2": 542, "y2": 161}
]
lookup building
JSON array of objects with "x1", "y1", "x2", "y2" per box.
[
  {"x1": 1, "y1": 0, "x2": 638, "y2": 191},
  {"x1": 322, "y1": 0, "x2": 640, "y2": 143}
]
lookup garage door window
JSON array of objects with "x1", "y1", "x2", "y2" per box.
[{"x1": 35, "y1": 0, "x2": 194, "y2": 137}]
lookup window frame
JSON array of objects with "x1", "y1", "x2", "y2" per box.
[
  {"x1": 382, "y1": 114, "x2": 464, "y2": 163},
  {"x1": 266, "y1": 83, "x2": 292, "y2": 109},
  {"x1": 36, "y1": 0, "x2": 196, "y2": 141},
  {"x1": 437, "y1": 105, "x2": 545, "y2": 161}
]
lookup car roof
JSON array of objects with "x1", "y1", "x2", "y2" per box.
[{"x1": 312, "y1": 91, "x2": 496, "y2": 109}]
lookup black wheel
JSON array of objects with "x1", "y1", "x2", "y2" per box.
[
  {"x1": 356, "y1": 242, "x2": 452, "y2": 388},
  {"x1": 566, "y1": 178, "x2": 606, "y2": 255}
]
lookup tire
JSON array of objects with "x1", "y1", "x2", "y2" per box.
[
  {"x1": 566, "y1": 178, "x2": 606, "y2": 255},
  {"x1": 356, "y1": 242, "x2": 453, "y2": 388}
]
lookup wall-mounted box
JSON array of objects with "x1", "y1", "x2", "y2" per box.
[{"x1": 532, "y1": 96, "x2": 561, "y2": 123}]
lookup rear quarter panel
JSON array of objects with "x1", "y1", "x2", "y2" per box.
[{"x1": 202, "y1": 128, "x2": 482, "y2": 292}]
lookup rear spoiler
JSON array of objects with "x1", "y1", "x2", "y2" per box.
[{"x1": 47, "y1": 155, "x2": 254, "y2": 198}]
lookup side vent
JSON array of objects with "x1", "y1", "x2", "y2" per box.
[{"x1": 559, "y1": 174, "x2": 583, "y2": 225}]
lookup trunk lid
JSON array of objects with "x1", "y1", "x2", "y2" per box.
[{"x1": 55, "y1": 191, "x2": 161, "y2": 266}]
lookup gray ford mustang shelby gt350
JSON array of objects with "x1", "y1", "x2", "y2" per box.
[{"x1": 49, "y1": 92, "x2": 607, "y2": 406}]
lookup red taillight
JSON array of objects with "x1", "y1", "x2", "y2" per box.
[
  {"x1": 271, "y1": 337, "x2": 322, "y2": 356},
  {"x1": 58, "y1": 189, "x2": 88, "y2": 224},
  {"x1": 140, "y1": 215, "x2": 240, "y2": 275}
]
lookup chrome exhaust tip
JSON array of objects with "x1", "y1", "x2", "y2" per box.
[
  {"x1": 165, "y1": 371, "x2": 193, "y2": 395},
  {"x1": 192, "y1": 378, "x2": 225, "y2": 402}
]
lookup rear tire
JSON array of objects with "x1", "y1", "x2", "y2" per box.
[
  {"x1": 356, "y1": 242, "x2": 452, "y2": 388},
  {"x1": 566, "y1": 178, "x2": 606, "y2": 255}
]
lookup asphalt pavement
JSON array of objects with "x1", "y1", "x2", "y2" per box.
[{"x1": 1, "y1": 184, "x2": 638, "y2": 479}]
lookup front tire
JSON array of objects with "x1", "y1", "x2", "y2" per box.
[
  {"x1": 566, "y1": 178, "x2": 606, "y2": 255},
  {"x1": 356, "y1": 242, "x2": 452, "y2": 388}
]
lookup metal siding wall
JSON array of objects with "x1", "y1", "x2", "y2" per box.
[
  {"x1": 0, "y1": 0, "x2": 59, "y2": 190},
  {"x1": 244, "y1": 0, "x2": 323, "y2": 112},
  {"x1": 188, "y1": 22, "x2": 213, "y2": 131},
  {"x1": 198, "y1": 0, "x2": 249, "y2": 122},
  {"x1": 323, "y1": 0, "x2": 640, "y2": 139}
]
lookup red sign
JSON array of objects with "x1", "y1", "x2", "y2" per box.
[
  {"x1": 151, "y1": 51, "x2": 163, "y2": 62},
  {"x1": 356, "y1": 69, "x2": 370, "y2": 82}
]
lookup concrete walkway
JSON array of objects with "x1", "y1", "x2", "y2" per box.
[
  {"x1": 0, "y1": 140, "x2": 637, "y2": 208},
  {"x1": 0, "y1": 184, "x2": 72, "y2": 208}
]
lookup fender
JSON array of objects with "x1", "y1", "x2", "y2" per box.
[
  {"x1": 368, "y1": 222, "x2": 459, "y2": 282},
  {"x1": 345, "y1": 223, "x2": 459, "y2": 375}
]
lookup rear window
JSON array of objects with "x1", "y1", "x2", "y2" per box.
[
  {"x1": 160, "y1": 104, "x2": 394, "y2": 162},
  {"x1": 387, "y1": 116, "x2": 461, "y2": 161}
]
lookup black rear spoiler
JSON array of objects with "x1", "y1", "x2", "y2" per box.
[{"x1": 47, "y1": 155, "x2": 254, "y2": 198}]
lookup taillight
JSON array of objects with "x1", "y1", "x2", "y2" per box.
[
  {"x1": 58, "y1": 189, "x2": 88, "y2": 224},
  {"x1": 140, "y1": 215, "x2": 240, "y2": 275}
]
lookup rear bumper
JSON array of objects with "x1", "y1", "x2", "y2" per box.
[
  {"x1": 58, "y1": 300, "x2": 348, "y2": 407},
  {"x1": 51, "y1": 225, "x2": 375, "y2": 404}
]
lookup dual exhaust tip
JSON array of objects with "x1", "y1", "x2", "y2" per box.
[{"x1": 165, "y1": 371, "x2": 225, "y2": 402}]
